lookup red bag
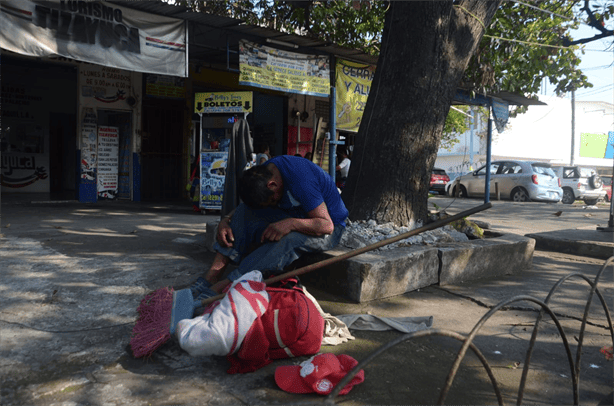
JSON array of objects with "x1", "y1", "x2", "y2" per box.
[{"x1": 227, "y1": 279, "x2": 324, "y2": 374}]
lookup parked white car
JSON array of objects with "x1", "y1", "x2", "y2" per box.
[
  {"x1": 551, "y1": 165, "x2": 606, "y2": 205},
  {"x1": 449, "y1": 160, "x2": 563, "y2": 203}
]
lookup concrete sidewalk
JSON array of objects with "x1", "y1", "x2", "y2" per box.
[{"x1": 0, "y1": 199, "x2": 612, "y2": 405}]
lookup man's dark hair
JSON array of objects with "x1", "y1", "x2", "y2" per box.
[{"x1": 239, "y1": 164, "x2": 274, "y2": 208}]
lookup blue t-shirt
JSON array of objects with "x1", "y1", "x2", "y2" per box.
[{"x1": 268, "y1": 155, "x2": 348, "y2": 227}]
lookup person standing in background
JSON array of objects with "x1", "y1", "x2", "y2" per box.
[
  {"x1": 335, "y1": 147, "x2": 351, "y2": 190},
  {"x1": 256, "y1": 143, "x2": 271, "y2": 165}
]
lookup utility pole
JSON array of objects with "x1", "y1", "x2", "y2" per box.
[
  {"x1": 469, "y1": 106, "x2": 475, "y2": 171},
  {"x1": 570, "y1": 90, "x2": 576, "y2": 165}
]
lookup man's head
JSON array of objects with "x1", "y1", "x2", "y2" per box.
[
  {"x1": 238, "y1": 164, "x2": 283, "y2": 208},
  {"x1": 258, "y1": 143, "x2": 270, "y2": 154}
]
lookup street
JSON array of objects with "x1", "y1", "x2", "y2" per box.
[{"x1": 429, "y1": 195, "x2": 614, "y2": 235}]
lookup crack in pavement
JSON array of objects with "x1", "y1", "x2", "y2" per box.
[{"x1": 434, "y1": 286, "x2": 612, "y2": 330}]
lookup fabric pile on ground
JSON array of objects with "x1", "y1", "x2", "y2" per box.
[
  {"x1": 176, "y1": 271, "x2": 326, "y2": 373},
  {"x1": 174, "y1": 270, "x2": 434, "y2": 396}
]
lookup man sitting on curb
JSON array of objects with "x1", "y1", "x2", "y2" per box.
[{"x1": 190, "y1": 155, "x2": 348, "y2": 299}]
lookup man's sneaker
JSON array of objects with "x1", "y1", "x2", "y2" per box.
[{"x1": 189, "y1": 277, "x2": 212, "y2": 298}]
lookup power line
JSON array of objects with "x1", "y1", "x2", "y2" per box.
[
  {"x1": 513, "y1": 0, "x2": 577, "y2": 23},
  {"x1": 582, "y1": 63, "x2": 614, "y2": 71},
  {"x1": 576, "y1": 84, "x2": 614, "y2": 97},
  {"x1": 455, "y1": 5, "x2": 581, "y2": 50}
]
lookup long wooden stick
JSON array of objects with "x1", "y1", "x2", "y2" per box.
[{"x1": 199, "y1": 202, "x2": 492, "y2": 305}]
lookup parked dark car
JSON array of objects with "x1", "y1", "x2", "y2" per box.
[{"x1": 430, "y1": 168, "x2": 450, "y2": 195}]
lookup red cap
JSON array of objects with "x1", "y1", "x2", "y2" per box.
[{"x1": 275, "y1": 353, "x2": 364, "y2": 396}]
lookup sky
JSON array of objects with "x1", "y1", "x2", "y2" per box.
[
  {"x1": 571, "y1": 23, "x2": 614, "y2": 104},
  {"x1": 541, "y1": 19, "x2": 613, "y2": 104}
]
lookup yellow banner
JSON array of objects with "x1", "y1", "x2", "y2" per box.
[
  {"x1": 239, "y1": 40, "x2": 330, "y2": 97},
  {"x1": 335, "y1": 59, "x2": 376, "y2": 132},
  {"x1": 194, "y1": 91, "x2": 253, "y2": 114}
]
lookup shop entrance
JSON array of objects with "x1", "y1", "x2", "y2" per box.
[
  {"x1": 141, "y1": 100, "x2": 184, "y2": 200},
  {"x1": 49, "y1": 113, "x2": 77, "y2": 198}
]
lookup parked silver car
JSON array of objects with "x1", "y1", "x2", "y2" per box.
[
  {"x1": 551, "y1": 165, "x2": 606, "y2": 205},
  {"x1": 449, "y1": 160, "x2": 563, "y2": 202}
]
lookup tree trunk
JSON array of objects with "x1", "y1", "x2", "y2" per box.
[{"x1": 342, "y1": 1, "x2": 501, "y2": 227}]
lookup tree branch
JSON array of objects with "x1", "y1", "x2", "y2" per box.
[
  {"x1": 582, "y1": 0, "x2": 609, "y2": 34},
  {"x1": 564, "y1": 30, "x2": 613, "y2": 46},
  {"x1": 562, "y1": 0, "x2": 613, "y2": 46}
]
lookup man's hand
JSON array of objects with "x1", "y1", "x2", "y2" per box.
[
  {"x1": 261, "y1": 218, "x2": 295, "y2": 242},
  {"x1": 217, "y1": 217, "x2": 235, "y2": 247}
]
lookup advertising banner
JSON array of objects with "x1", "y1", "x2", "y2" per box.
[
  {"x1": 335, "y1": 59, "x2": 376, "y2": 132},
  {"x1": 239, "y1": 40, "x2": 330, "y2": 97},
  {"x1": 81, "y1": 109, "x2": 98, "y2": 182},
  {"x1": 491, "y1": 98, "x2": 510, "y2": 133},
  {"x1": 580, "y1": 133, "x2": 609, "y2": 158},
  {"x1": 200, "y1": 151, "x2": 228, "y2": 210},
  {"x1": 606, "y1": 132, "x2": 614, "y2": 160},
  {"x1": 97, "y1": 126, "x2": 119, "y2": 199},
  {"x1": 194, "y1": 92, "x2": 253, "y2": 114},
  {"x1": 0, "y1": 0, "x2": 187, "y2": 77}
]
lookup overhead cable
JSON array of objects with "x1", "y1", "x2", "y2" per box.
[
  {"x1": 483, "y1": 34, "x2": 575, "y2": 50},
  {"x1": 513, "y1": 1, "x2": 577, "y2": 22},
  {"x1": 454, "y1": 5, "x2": 578, "y2": 50}
]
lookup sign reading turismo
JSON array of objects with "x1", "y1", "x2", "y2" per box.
[{"x1": 0, "y1": 0, "x2": 187, "y2": 77}]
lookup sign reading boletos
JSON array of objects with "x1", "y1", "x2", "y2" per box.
[{"x1": 0, "y1": 0, "x2": 187, "y2": 77}]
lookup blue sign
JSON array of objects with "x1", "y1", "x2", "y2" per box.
[
  {"x1": 606, "y1": 132, "x2": 614, "y2": 159},
  {"x1": 491, "y1": 98, "x2": 509, "y2": 133}
]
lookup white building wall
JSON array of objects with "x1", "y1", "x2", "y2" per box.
[
  {"x1": 436, "y1": 95, "x2": 614, "y2": 179},
  {"x1": 436, "y1": 107, "x2": 484, "y2": 179}
]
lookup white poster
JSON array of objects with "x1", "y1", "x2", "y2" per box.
[
  {"x1": 97, "y1": 126, "x2": 119, "y2": 198},
  {"x1": 80, "y1": 65, "x2": 132, "y2": 106},
  {"x1": 81, "y1": 108, "x2": 98, "y2": 181},
  {"x1": 0, "y1": 0, "x2": 187, "y2": 77}
]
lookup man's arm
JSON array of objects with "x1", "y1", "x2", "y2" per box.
[
  {"x1": 260, "y1": 202, "x2": 334, "y2": 242},
  {"x1": 217, "y1": 208, "x2": 236, "y2": 247}
]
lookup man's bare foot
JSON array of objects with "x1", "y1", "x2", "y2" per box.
[{"x1": 205, "y1": 252, "x2": 230, "y2": 282}]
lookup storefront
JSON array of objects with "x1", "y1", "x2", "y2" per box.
[
  {"x1": 2, "y1": 0, "x2": 379, "y2": 205},
  {"x1": 140, "y1": 74, "x2": 188, "y2": 201},
  {"x1": 1, "y1": 56, "x2": 78, "y2": 198},
  {"x1": 0, "y1": 0, "x2": 188, "y2": 202}
]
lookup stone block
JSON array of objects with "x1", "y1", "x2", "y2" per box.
[
  {"x1": 298, "y1": 246, "x2": 440, "y2": 303},
  {"x1": 438, "y1": 233, "x2": 535, "y2": 286},
  {"x1": 526, "y1": 230, "x2": 614, "y2": 260}
]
